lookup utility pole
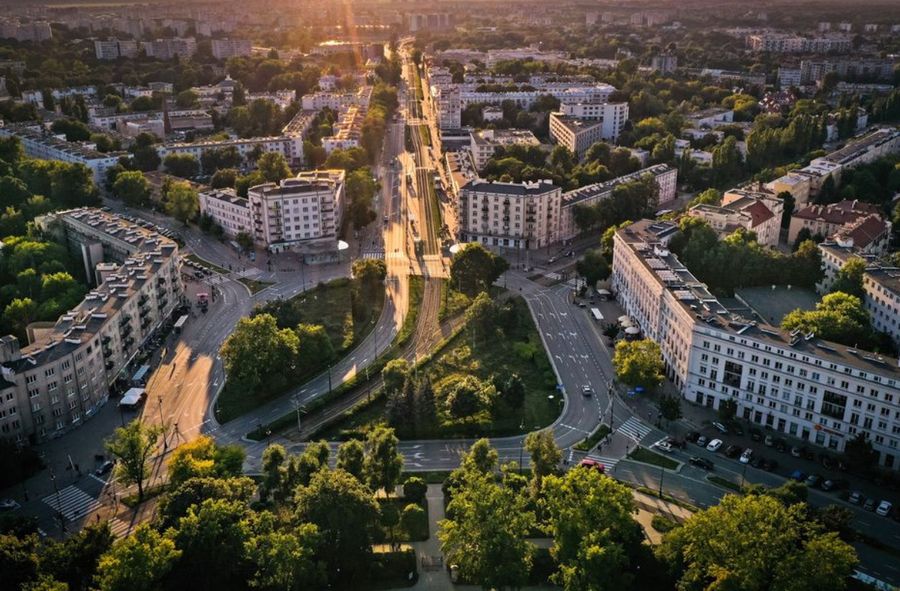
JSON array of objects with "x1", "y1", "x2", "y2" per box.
[
  {"x1": 659, "y1": 461, "x2": 665, "y2": 497},
  {"x1": 158, "y1": 395, "x2": 167, "y2": 450}
]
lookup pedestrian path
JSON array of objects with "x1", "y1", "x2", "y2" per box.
[
  {"x1": 43, "y1": 485, "x2": 100, "y2": 522},
  {"x1": 617, "y1": 416, "x2": 652, "y2": 443}
]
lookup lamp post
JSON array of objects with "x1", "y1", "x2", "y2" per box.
[
  {"x1": 157, "y1": 395, "x2": 167, "y2": 450},
  {"x1": 659, "y1": 461, "x2": 665, "y2": 497}
]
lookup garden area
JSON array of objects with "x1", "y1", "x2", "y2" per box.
[
  {"x1": 319, "y1": 294, "x2": 560, "y2": 441},
  {"x1": 216, "y1": 261, "x2": 386, "y2": 422}
]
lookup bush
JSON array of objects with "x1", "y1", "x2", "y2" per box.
[
  {"x1": 400, "y1": 503, "x2": 428, "y2": 541},
  {"x1": 369, "y1": 549, "x2": 418, "y2": 588},
  {"x1": 403, "y1": 476, "x2": 427, "y2": 503},
  {"x1": 651, "y1": 515, "x2": 678, "y2": 533}
]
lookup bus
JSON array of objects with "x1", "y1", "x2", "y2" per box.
[
  {"x1": 590, "y1": 308, "x2": 604, "y2": 322},
  {"x1": 173, "y1": 314, "x2": 188, "y2": 335},
  {"x1": 131, "y1": 365, "x2": 151, "y2": 386}
]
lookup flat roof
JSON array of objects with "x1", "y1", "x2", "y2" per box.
[{"x1": 734, "y1": 286, "x2": 820, "y2": 325}]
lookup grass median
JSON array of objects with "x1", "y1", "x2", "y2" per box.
[{"x1": 628, "y1": 447, "x2": 679, "y2": 470}]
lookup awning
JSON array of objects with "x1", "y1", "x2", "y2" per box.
[
  {"x1": 625, "y1": 326, "x2": 640, "y2": 335},
  {"x1": 119, "y1": 388, "x2": 146, "y2": 407}
]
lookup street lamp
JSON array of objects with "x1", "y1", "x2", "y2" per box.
[{"x1": 158, "y1": 395, "x2": 167, "y2": 450}]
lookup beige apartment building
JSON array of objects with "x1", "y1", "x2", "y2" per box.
[
  {"x1": 0, "y1": 209, "x2": 184, "y2": 445},
  {"x1": 458, "y1": 179, "x2": 561, "y2": 249}
]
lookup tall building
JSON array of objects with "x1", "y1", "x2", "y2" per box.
[
  {"x1": 0, "y1": 209, "x2": 183, "y2": 446},
  {"x1": 548, "y1": 102, "x2": 629, "y2": 155},
  {"x1": 211, "y1": 38, "x2": 252, "y2": 60},
  {"x1": 612, "y1": 219, "x2": 900, "y2": 471}
]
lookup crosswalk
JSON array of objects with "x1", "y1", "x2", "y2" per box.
[
  {"x1": 617, "y1": 416, "x2": 652, "y2": 443},
  {"x1": 108, "y1": 517, "x2": 132, "y2": 538},
  {"x1": 360, "y1": 250, "x2": 385, "y2": 260},
  {"x1": 585, "y1": 454, "x2": 621, "y2": 472},
  {"x1": 43, "y1": 485, "x2": 100, "y2": 522}
]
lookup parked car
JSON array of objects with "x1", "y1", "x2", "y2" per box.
[
  {"x1": 864, "y1": 498, "x2": 877, "y2": 512},
  {"x1": 697, "y1": 435, "x2": 709, "y2": 447},
  {"x1": 686, "y1": 431, "x2": 701, "y2": 443},
  {"x1": 848, "y1": 491, "x2": 864, "y2": 505},
  {"x1": 750, "y1": 428, "x2": 763, "y2": 442},
  {"x1": 876, "y1": 500, "x2": 893, "y2": 517},
  {"x1": 821, "y1": 479, "x2": 847, "y2": 492},
  {"x1": 764, "y1": 435, "x2": 775, "y2": 447},
  {"x1": 790, "y1": 469, "x2": 807, "y2": 481},
  {"x1": 712, "y1": 422, "x2": 728, "y2": 434},
  {"x1": 724, "y1": 444, "x2": 742, "y2": 458},
  {"x1": 802, "y1": 448, "x2": 816, "y2": 461},
  {"x1": 690, "y1": 456, "x2": 714, "y2": 470},
  {"x1": 740, "y1": 449, "x2": 753, "y2": 464},
  {"x1": 805, "y1": 474, "x2": 823, "y2": 488},
  {"x1": 750, "y1": 455, "x2": 766, "y2": 469},
  {"x1": 791, "y1": 446, "x2": 803, "y2": 458},
  {"x1": 657, "y1": 440, "x2": 673, "y2": 453},
  {"x1": 707, "y1": 439, "x2": 723, "y2": 452}
]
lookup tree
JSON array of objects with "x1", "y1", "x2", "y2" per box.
[
  {"x1": 659, "y1": 395, "x2": 682, "y2": 424},
  {"x1": 450, "y1": 243, "x2": 509, "y2": 297},
  {"x1": 687, "y1": 188, "x2": 721, "y2": 209},
  {"x1": 439, "y1": 468, "x2": 535, "y2": 589},
  {"x1": 167, "y1": 436, "x2": 245, "y2": 488},
  {"x1": 711, "y1": 136, "x2": 744, "y2": 186},
  {"x1": 175, "y1": 90, "x2": 200, "y2": 109},
  {"x1": 104, "y1": 420, "x2": 163, "y2": 502},
  {"x1": 782, "y1": 292, "x2": 873, "y2": 349},
  {"x1": 657, "y1": 494, "x2": 857, "y2": 591},
  {"x1": 128, "y1": 133, "x2": 161, "y2": 172},
  {"x1": 382, "y1": 359, "x2": 410, "y2": 396},
  {"x1": 259, "y1": 444, "x2": 287, "y2": 504},
  {"x1": 576, "y1": 249, "x2": 611, "y2": 288},
  {"x1": 220, "y1": 314, "x2": 299, "y2": 394},
  {"x1": 158, "y1": 477, "x2": 256, "y2": 529},
  {"x1": 459, "y1": 438, "x2": 499, "y2": 476},
  {"x1": 352, "y1": 258, "x2": 387, "y2": 301},
  {"x1": 364, "y1": 426, "x2": 404, "y2": 496},
  {"x1": 465, "y1": 291, "x2": 497, "y2": 340},
  {"x1": 843, "y1": 433, "x2": 878, "y2": 472},
  {"x1": 523, "y1": 430, "x2": 560, "y2": 490},
  {"x1": 613, "y1": 339, "x2": 664, "y2": 391},
  {"x1": 210, "y1": 168, "x2": 238, "y2": 188},
  {"x1": 40, "y1": 521, "x2": 114, "y2": 591},
  {"x1": 257, "y1": 152, "x2": 291, "y2": 183},
  {"x1": 345, "y1": 168, "x2": 378, "y2": 229},
  {"x1": 445, "y1": 375, "x2": 491, "y2": 421},
  {"x1": 379, "y1": 502, "x2": 401, "y2": 550},
  {"x1": 830, "y1": 257, "x2": 866, "y2": 298},
  {"x1": 244, "y1": 522, "x2": 324, "y2": 591},
  {"x1": 113, "y1": 171, "x2": 151, "y2": 207},
  {"x1": 50, "y1": 118, "x2": 91, "y2": 142},
  {"x1": 294, "y1": 469, "x2": 379, "y2": 587},
  {"x1": 163, "y1": 153, "x2": 200, "y2": 179},
  {"x1": 165, "y1": 181, "x2": 199, "y2": 224},
  {"x1": 718, "y1": 399, "x2": 737, "y2": 424},
  {"x1": 235, "y1": 231, "x2": 254, "y2": 252},
  {"x1": 402, "y1": 476, "x2": 427, "y2": 504},
  {"x1": 0, "y1": 532, "x2": 40, "y2": 590},
  {"x1": 95, "y1": 525, "x2": 180, "y2": 591},
  {"x1": 400, "y1": 503, "x2": 427, "y2": 541},
  {"x1": 336, "y1": 439, "x2": 366, "y2": 481},
  {"x1": 543, "y1": 468, "x2": 643, "y2": 591},
  {"x1": 2, "y1": 297, "x2": 37, "y2": 341}
]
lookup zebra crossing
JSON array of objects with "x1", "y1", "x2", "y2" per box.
[
  {"x1": 108, "y1": 517, "x2": 132, "y2": 538},
  {"x1": 617, "y1": 416, "x2": 652, "y2": 443},
  {"x1": 360, "y1": 250, "x2": 385, "y2": 260},
  {"x1": 43, "y1": 485, "x2": 100, "y2": 522},
  {"x1": 585, "y1": 454, "x2": 621, "y2": 472}
]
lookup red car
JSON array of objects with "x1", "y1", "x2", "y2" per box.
[{"x1": 578, "y1": 458, "x2": 605, "y2": 473}]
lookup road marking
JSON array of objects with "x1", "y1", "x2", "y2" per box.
[
  {"x1": 617, "y1": 416, "x2": 652, "y2": 443},
  {"x1": 43, "y1": 485, "x2": 100, "y2": 521},
  {"x1": 585, "y1": 454, "x2": 621, "y2": 471}
]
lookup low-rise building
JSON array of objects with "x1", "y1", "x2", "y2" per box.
[
  {"x1": 198, "y1": 188, "x2": 252, "y2": 238},
  {"x1": 321, "y1": 105, "x2": 366, "y2": 154},
  {"x1": 158, "y1": 134, "x2": 304, "y2": 169},
  {"x1": 469, "y1": 128, "x2": 540, "y2": 170},
  {"x1": 0, "y1": 208, "x2": 184, "y2": 446},
  {"x1": 688, "y1": 108, "x2": 734, "y2": 129},
  {"x1": 788, "y1": 199, "x2": 884, "y2": 246}
]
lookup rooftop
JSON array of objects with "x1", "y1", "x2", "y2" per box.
[
  {"x1": 461, "y1": 178, "x2": 559, "y2": 196},
  {"x1": 735, "y1": 285, "x2": 820, "y2": 325},
  {"x1": 562, "y1": 164, "x2": 674, "y2": 207},
  {"x1": 793, "y1": 199, "x2": 881, "y2": 223},
  {"x1": 821, "y1": 128, "x2": 900, "y2": 166}
]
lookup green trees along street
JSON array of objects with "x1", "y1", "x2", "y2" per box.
[
  {"x1": 613, "y1": 339, "x2": 664, "y2": 391},
  {"x1": 449, "y1": 243, "x2": 509, "y2": 297},
  {"x1": 104, "y1": 420, "x2": 164, "y2": 503}
]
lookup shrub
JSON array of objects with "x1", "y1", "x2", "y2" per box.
[
  {"x1": 403, "y1": 477, "x2": 427, "y2": 504},
  {"x1": 651, "y1": 515, "x2": 678, "y2": 533}
]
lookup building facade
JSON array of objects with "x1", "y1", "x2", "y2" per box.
[
  {"x1": 458, "y1": 179, "x2": 561, "y2": 249},
  {"x1": 469, "y1": 128, "x2": 540, "y2": 170},
  {"x1": 0, "y1": 209, "x2": 184, "y2": 446}
]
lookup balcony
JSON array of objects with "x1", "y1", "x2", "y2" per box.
[
  {"x1": 120, "y1": 323, "x2": 132, "y2": 336},
  {"x1": 137, "y1": 295, "x2": 148, "y2": 306},
  {"x1": 101, "y1": 336, "x2": 111, "y2": 346},
  {"x1": 139, "y1": 306, "x2": 150, "y2": 318},
  {"x1": 159, "y1": 297, "x2": 168, "y2": 309},
  {"x1": 124, "y1": 337, "x2": 134, "y2": 349},
  {"x1": 102, "y1": 347, "x2": 112, "y2": 358},
  {"x1": 157, "y1": 277, "x2": 166, "y2": 286}
]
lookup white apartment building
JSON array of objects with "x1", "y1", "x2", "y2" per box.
[
  {"x1": 432, "y1": 85, "x2": 461, "y2": 129},
  {"x1": 198, "y1": 189, "x2": 252, "y2": 238},
  {"x1": 688, "y1": 108, "x2": 734, "y2": 129},
  {"x1": 321, "y1": 105, "x2": 365, "y2": 154},
  {"x1": 0, "y1": 123, "x2": 122, "y2": 185},
  {"x1": 141, "y1": 38, "x2": 197, "y2": 60},
  {"x1": 548, "y1": 101, "x2": 629, "y2": 156},
  {"x1": 211, "y1": 38, "x2": 252, "y2": 60},
  {"x1": 558, "y1": 164, "x2": 677, "y2": 241},
  {"x1": 688, "y1": 199, "x2": 779, "y2": 246},
  {"x1": 248, "y1": 171, "x2": 345, "y2": 251},
  {"x1": 94, "y1": 40, "x2": 121, "y2": 60},
  {"x1": 613, "y1": 219, "x2": 900, "y2": 471},
  {"x1": 300, "y1": 87, "x2": 372, "y2": 112},
  {"x1": 747, "y1": 34, "x2": 852, "y2": 54},
  {"x1": 0, "y1": 208, "x2": 183, "y2": 446},
  {"x1": 158, "y1": 134, "x2": 304, "y2": 169},
  {"x1": 469, "y1": 128, "x2": 540, "y2": 170},
  {"x1": 458, "y1": 179, "x2": 561, "y2": 249}
]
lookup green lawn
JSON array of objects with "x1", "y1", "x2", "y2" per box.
[
  {"x1": 707, "y1": 475, "x2": 743, "y2": 492},
  {"x1": 628, "y1": 447, "x2": 679, "y2": 470},
  {"x1": 575, "y1": 424, "x2": 612, "y2": 452},
  {"x1": 216, "y1": 278, "x2": 385, "y2": 422},
  {"x1": 319, "y1": 296, "x2": 560, "y2": 441}
]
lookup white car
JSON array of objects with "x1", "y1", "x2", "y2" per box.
[
  {"x1": 581, "y1": 385, "x2": 594, "y2": 397},
  {"x1": 657, "y1": 440, "x2": 673, "y2": 453},
  {"x1": 0, "y1": 498, "x2": 20, "y2": 512},
  {"x1": 876, "y1": 500, "x2": 893, "y2": 517},
  {"x1": 706, "y1": 439, "x2": 723, "y2": 452},
  {"x1": 739, "y1": 449, "x2": 753, "y2": 464}
]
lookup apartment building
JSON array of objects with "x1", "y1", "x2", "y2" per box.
[
  {"x1": 688, "y1": 195, "x2": 780, "y2": 247},
  {"x1": 211, "y1": 38, "x2": 252, "y2": 60},
  {"x1": 688, "y1": 108, "x2": 734, "y2": 129},
  {"x1": 613, "y1": 219, "x2": 900, "y2": 470},
  {"x1": 458, "y1": 179, "x2": 561, "y2": 249},
  {"x1": 158, "y1": 134, "x2": 304, "y2": 168},
  {"x1": 0, "y1": 209, "x2": 183, "y2": 446},
  {"x1": 198, "y1": 189, "x2": 252, "y2": 238},
  {"x1": 548, "y1": 102, "x2": 629, "y2": 155},
  {"x1": 558, "y1": 164, "x2": 677, "y2": 241},
  {"x1": 432, "y1": 85, "x2": 461, "y2": 129},
  {"x1": 321, "y1": 105, "x2": 366, "y2": 154},
  {"x1": 747, "y1": 34, "x2": 851, "y2": 54},
  {"x1": 300, "y1": 86, "x2": 372, "y2": 112},
  {"x1": 788, "y1": 200, "x2": 885, "y2": 246},
  {"x1": 141, "y1": 38, "x2": 197, "y2": 60},
  {"x1": 0, "y1": 123, "x2": 123, "y2": 185},
  {"x1": 469, "y1": 129, "x2": 540, "y2": 170}
]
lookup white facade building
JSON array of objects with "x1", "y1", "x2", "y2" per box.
[
  {"x1": 469, "y1": 129, "x2": 540, "y2": 170},
  {"x1": 211, "y1": 38, "x2": 252, "y2": 60},
  {"x1": 458, "y1": 179, "x2": 561, "y2": 249},
  {"x1": 198, "y1": 189, "x2": 252, "y2": 238}
]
